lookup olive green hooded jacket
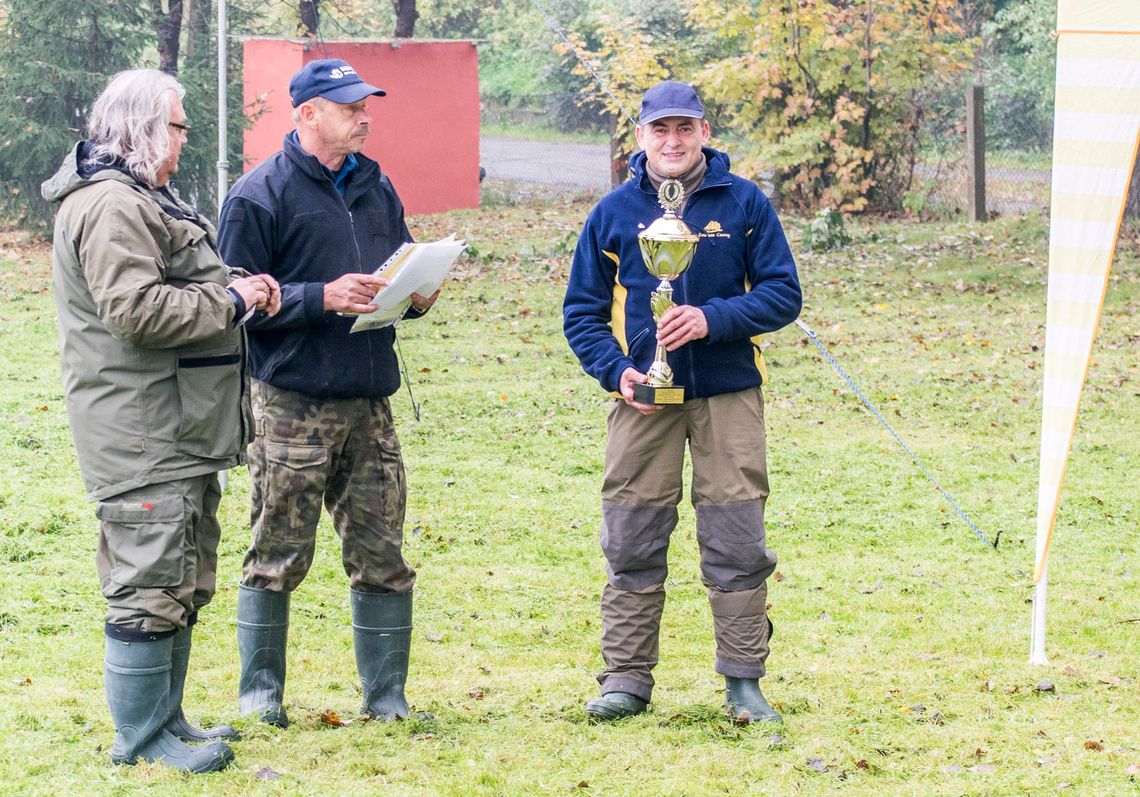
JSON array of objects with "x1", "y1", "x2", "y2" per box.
[{"x1": 43, "y1": 143, "x2": 250, "y2": 501}]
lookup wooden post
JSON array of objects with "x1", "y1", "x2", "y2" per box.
[{"x1": 966, "y1": 84, "x2": 987, "y2": 222}]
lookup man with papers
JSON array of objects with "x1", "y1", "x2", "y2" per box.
[{"x1": 217, "y1": 58, "x2": 445, "y2": 728}]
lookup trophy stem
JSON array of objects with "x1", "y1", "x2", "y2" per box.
[{"x1": 632, "y1": 177, "x2": 699, "y2": 407}]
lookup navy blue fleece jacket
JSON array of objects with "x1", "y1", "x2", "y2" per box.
[
  {"x1": 217, "y1": 133, "x2": 418, "y2": 399},
  {"x1": 563, "y1": 148, "x2": 802, "y2": 399}
]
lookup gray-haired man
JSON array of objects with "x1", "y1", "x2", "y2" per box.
[{"x1": 43, "y1": 68, "x2": 280, "y2": 772}]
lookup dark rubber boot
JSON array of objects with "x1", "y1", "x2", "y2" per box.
[
  {"x1": 724, "y1": 676, "x2": 782, "y2": 725},
  {"x1": 352, "y1": 589, "x2": 412, "y2": 720},
  {"x1": 105, "y1": 633, "x2": 233, "y2": 773},
  {"x1": 585, "y1": 692, "x2": 648, "y2": 721},
  {"x1": 236, "y1": 584, "x2": 290, "y2": 727},
  {"x1": 166, "y1": 622, "x2": 239, "y2": 742}
]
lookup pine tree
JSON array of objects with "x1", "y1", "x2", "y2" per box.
[{"x1": 0, "y1": 0, "x2": 149, "y2": 230}]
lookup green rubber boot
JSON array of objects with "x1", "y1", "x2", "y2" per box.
[
  {"x1": 236, "y1": 584, "x2": 290, "y2": 727},
  {"x1": 105, "y1": 633, "x2": 233, "y2": 773},
  {"x1": 585, "y1": 692, "x2": 648, "y2": 722},
  {"x1": 724, "y1": 677, "x2": 782, "y2": 725},
  {"x1": 166, "y1": 621, "x2": 239, "y2": 742},
  {"x1": 352, "y1": 589, "x2": 412, "y2": 720}
]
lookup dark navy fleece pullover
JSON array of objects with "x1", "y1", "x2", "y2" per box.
[{"x1": 563, "y1": 148, "x2": 802, "y2": 399}]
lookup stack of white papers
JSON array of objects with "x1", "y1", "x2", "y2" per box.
[{"x1": 351, "y1": 234, "x2": 467, "y2": 332}]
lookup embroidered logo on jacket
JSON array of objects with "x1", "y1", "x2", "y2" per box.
[{"x1": 701, "y1": 220, "x2": 731, "y2": 239}]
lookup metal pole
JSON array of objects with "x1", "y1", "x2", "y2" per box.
[
  {"x1": 216, "y1": 0, "x2": 229, "y2": 214},
  {"x1": 217, "y1": 0, "x2": 230, "y2": 493}
]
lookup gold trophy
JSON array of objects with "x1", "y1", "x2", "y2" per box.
[{"x1": 632, "y1": 178, "x2": 700, "y2": 406}]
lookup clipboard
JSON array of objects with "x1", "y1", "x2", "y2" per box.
[{"x1": 350, "y1": 234, "x2": 466, "y2": 332}]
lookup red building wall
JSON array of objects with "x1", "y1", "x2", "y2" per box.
[{"x1": 242, "y1": 37, "x2": 480, "y2": 215}]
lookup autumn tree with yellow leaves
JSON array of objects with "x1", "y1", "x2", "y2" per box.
[{"x1": 563, "y1": 0, "x2": 976, "y2": 213}]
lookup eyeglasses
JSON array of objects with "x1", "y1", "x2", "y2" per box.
[{"x1": 169, "y1": 121, "x2": 191, "y2": 134}]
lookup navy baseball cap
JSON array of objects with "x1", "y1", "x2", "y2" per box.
[
  {"x1": 289, "y1": 59, "x2": 386, "y2": 107},
  {"x1": 638, "y1": 80, "x2": 704, "y2": 125}
]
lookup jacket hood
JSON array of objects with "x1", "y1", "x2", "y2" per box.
[
  {"x1": 627, "y1": 147, "x2": 732, "y2": 191},
  {"x1": 41, "y1": 141, "x2": 134, "y2": 205}
]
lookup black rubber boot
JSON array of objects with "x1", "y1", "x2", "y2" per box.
[
  {"x1": 585, "y1": 692, "x2": 648, "y2": 721},
  {"x1": 352, "y1": 589, "x2": 412, "y2": 720},
  {"x1": 236, "y1": 584, "x2": 290, "y2": 727},
  {"x1": 166, "y1": 621, "x2": 239, "y2": 742},
  {"x1": 724, "y1": 676, "x2": 782, "y2": 725},
  {"x1": 104, "y1": 633, "x2": 233, "y2": 773}
]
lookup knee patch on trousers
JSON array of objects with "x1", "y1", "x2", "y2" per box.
[
  {"x1": 696, "y1": 501, "x2": 776, "y2": 591},
  {"x1": 600, "y1": 503, "x2": 676, "y2": 591}
]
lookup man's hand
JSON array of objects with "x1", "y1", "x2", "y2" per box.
[
  {"x1": 230, "y1": 274, "x2": 281, "y2": 316},
  {"x1": 409, "y1": 287, "x2": 441, "y2": 313},
  {"x1": 323, "y1": 273, "x2": 389, "y2": 314},
  {"x1": 656, "y1": 304, "x2": 708, "y2": 351},
  {"x1": 619, "y1": 367, "x2": 664, "y2": 415}
]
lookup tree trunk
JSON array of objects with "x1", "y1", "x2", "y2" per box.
[
  {"x1": 185, "y1": 0, "x2": 210, "y2": 63},
  {"x1": 393, "y1": 0, "x2": 418, "y2": 38},
  {"x1": 299, "y1": 0, "x2": 319, "y2": 38},
  {"x1": 150, "y1": 0, "x2": 184, "y2": 75}
]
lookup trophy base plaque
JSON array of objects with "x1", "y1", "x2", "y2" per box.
[{"x1": 633, "y1": 383, "x2": 685, "y2": 406}]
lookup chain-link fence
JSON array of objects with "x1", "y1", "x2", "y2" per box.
[{"x1": 916, "y1": 81, "x2": 1052, "y2": 218}]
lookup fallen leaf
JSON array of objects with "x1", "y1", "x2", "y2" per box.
[
  {"x1": 856, "y1": 759, "x2": 869, "y2": 770},
  {"x1": 1096, "y1": 674, "x2": 1124, "y2": 686},
  {"x1": 254, "y1": 767, "x2": 281, "y2": 780},
  {"x1": 1125, "y1": 763, "x2": 1140, "y2": 776},
  {"x1": 467, "y1": 688, "x2": 485, "y2": 699},
  {"x1": 574, "y1": 782, "x2": 589, "y2": 789},
  {"x1": 425, "y1": 632, "x2": 444, "y2": 642},
  {"x1": 320, "y1": 710, "x2": 349, "y2": 727},
  {"x1": 1083, "y1": 739, "x2": 1104, "y2": 751},
  {"x1": 773, "y1": 571, "x2": 785, "y2": 582},
  {"x1": 1061, "y1": 665, "x2": 1081, "y2": 678},
  {"x1": 806, "y1": 757, "x2": 828, "y2": 773}
]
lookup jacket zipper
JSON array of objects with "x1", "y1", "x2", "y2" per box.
[{"x1": 339, "y1": 188, "x2": 376, "y2": 394}]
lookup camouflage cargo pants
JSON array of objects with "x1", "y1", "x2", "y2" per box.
[{"x1": 241, "y1": 380, "x2": 416, "y2": 594}]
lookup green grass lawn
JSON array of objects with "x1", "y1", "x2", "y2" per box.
[{"x1": 0, "y1": 205, "x2": 1136, "y2": 795}]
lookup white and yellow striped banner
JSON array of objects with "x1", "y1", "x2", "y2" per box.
[{"x1": 1032, "y1": 3, "x2": 1139, "y2": 665}]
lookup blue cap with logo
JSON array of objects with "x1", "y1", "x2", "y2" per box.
[
  {"x1": 638, "y1": 80, "x2": 705, "y2": 125},
  {"x1": 289, "y1": 58, "x2": 386, "y2": 107}
]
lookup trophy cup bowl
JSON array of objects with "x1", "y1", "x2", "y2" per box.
[{"x1": 631, "y1": 179, "x2": 700, "y2": 406}]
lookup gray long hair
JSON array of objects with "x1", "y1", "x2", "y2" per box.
[{"x1": 86, "y1": 69, "x2": 186, "y2": 188}]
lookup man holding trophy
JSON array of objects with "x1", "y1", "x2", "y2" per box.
[{"x1": 563, "y1": 81, "x2": 802, "y2": 723}]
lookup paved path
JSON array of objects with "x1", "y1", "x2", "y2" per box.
[{"x1": 480, "y1": 136, "x2": 611, "y2": 192}]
